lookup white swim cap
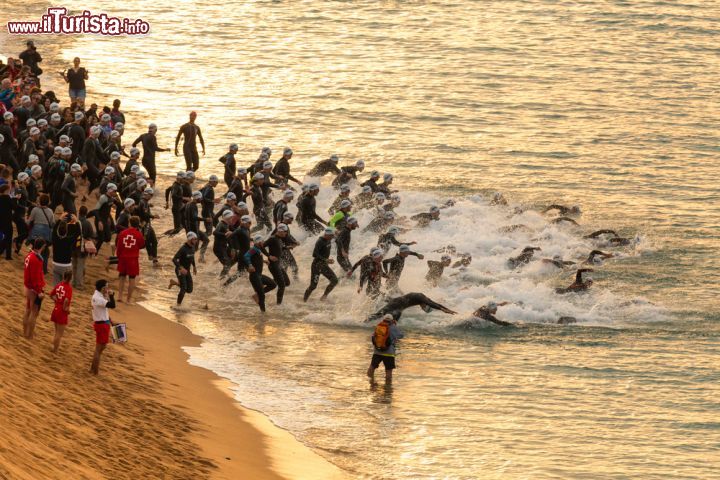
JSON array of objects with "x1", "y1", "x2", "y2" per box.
[
  {"x1": 356, "y1": 160, "x2": 365, "y2": 168},
  {"x1": 384, "y1": 211, "x2": 395, "y2": 219},
  {"x1": 176, "y1": 171, "x2": 185, "y2": 178},
  {"x1": 62, "y1": 147, "x2": 72, "y2": 156},
  {"x1": 254, "y1": 172, "x2": 265, "y2": 180},
  {"x1": 143, "y1": 187, "x2": 154, "y2": 195},
  {"x1": 301, "y1": 184, "x2": 310, "y2": 192},
  {"x1": 18, "y1": 172, "x2": 29, "y2": 182},
  {"x1": 429, "y1": 206, "x2": 440, "y2": 214},
  {"x1": 309, "y1": 182, "x2": 320, "y2": 191},
  {"x1": 28, "y1": 154, "x2": 39, "y2": 163},
  {"x1": 441, "y1": 254, "x2": 452, "y2": 262},
  {"x1": 50, "y1": 102, "x2": 60, "y2": 112},
  {"x1": 192, "y1": 191, "x2": 202, "y2": 199},
  {"x1": 340, "y1": 199, "x2": 352, "y2": 209},
  {"x1": 487, "y1": 301, "x2": 497, "y2": 310},
  {"x1": 71, "y1": 163, "x2": 82, "y2": 172},
  {"x1": 222, "y1": 210, "x2": 234, "y2": 219},
  {"x1": 148, "y1": 123, "x2": 157, "y2": 129},
  {"x1": 324, "y1": 226, "x2": 335, "y2": 236},
  {"x1": 106, "y1": 182, "x2": 117, "y2": 191},
  {"x1": 115, "y1": 122, "x2": 124, "y2": 130},
  {"x1": 50, "y1": 113, "x2": 61, "y2": 122},
  {"x1": 362, "y1": 185, "x2": 372, "y2": 193},
  {"x1": 347, "y1": 216, "x2": 358, "y2": 225},
  {"x1": 262, "y1": 146, "x2": 271, "y2": 155},
  {"x1": 383, "y1": 173, "x2": 393, "y2": 182},
  {"x1": 20, "y1": 95, "x2": 30, "y2": 104},
  {"x1": 370, "y1": 170, "x2": 380, "y2": 179},
  {"x1": 104, "y1": 166, "x2": 114, "y2": 175},
  {"x1": 399, "y1": 244, "x2": 410, "y2": 253},
  {"x1": 59, "y1": 135, "x2": 70, "y2": 143},
  {"x1": 110, "y1": 130, "x2": 120, "y2": 138},
  {"x1": 388, "y1": 226, "x2": 400, "y2": 235},
  {"x1": 230, "y1": 143, "x2": 238, "y2": 151},
  {"x1": 110, "y1": 151, "x2": 121, "y2": 160},
  {"x1": 277, "y1": 223, "x2": 289, "y2": 232},
  {"x1": 237, "y1": 167, "x2": 247, "y2": 175},
  {"x1": 208, "y1": 174, "x2": 219, "y2": 182},
  {"x1": 263, "y1": 161, "x2": 272, "y2": 169},
  {"x1": 31, "y1": 165, "x2": 42, "y2": 174},
  {"x1": 330, "y1": 154, "x2": 339, "y2": 163},
  {"x1": 340, "y1": 184, "x2": 351, "y2": 193},
  {"x1": 3, "y1": 112, "x2": 13, "y2": 120},
  {"x1": 283, "y1": 189, "x2": 294, "y2": 198},
  {"x1": 240, "y1": 215, "x2": 252, "y2": 223},
  {"x1": 137, "y1": 179, "x2": 147, "y2": 188},
  {"x1": 37, "y1": 119, "x2": 47, "y2": 127},
  {"x1": 226, "y1": 192, "x2": 237, "y2": 201},
  {"x1": 53, "y1": 146, "x2": 62, "y2": 154},
  {"x1": 123, "y1": 198, "x2": 135, "y2": 208},
  {"x1": 26, "y1": 119, "x2": 37, "y2": 127},
  {"x1": 90, "y1": 125, "x2": 102, "y2": 136},
  {"x1": 186, "y1": 171, "x2": 195, "y2": 178},
  {"x1": 237, "y1": 201, "x2": 248, "y2": 209},
  {"x1": 253, "y1": 234, "x2": 264, "y2": 244},
  {"x1": 283, "y1": 147, "x2": 292, "y2": 156},
  {"x1": 187, "y1": 232, "x2": 198, "y2": 241},
  {"x1": 375, "y1": 192, "x2": 385, "y2": 201},
  {"x1": 101, "y1": 114, "x2": 111, "y2": 122},
  {"x1": 371, "y1": 248, "x2": 383, "y2": 258},
  {"x1": 129, "y1": 147, "x2": 140, "y2": 156},
  {"x1": 283, "y1": 211, "x2": 294, "y2": 220},
  {"x1": 74, "y1": 111, "x2": 84, "y2": 120},
  {"x1": 29, "y1": 127, "x2": 40, "y2": 135}
]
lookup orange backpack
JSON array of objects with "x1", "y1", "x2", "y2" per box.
[{"x1": 372, "y1": 319, "x2": 392, "y2": 351}]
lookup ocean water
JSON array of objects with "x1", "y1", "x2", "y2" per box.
[{"x1": 3, "y1": 1, "x2": 719, "y2": 478}]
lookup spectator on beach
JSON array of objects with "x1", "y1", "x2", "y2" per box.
[
  {"x1": 110, "y1": 99, "x2": 125, "y2": 125},
  {"x1": 72, "y1": 205, "x2": 96, "y2": 291},
  {"x1": 90, "y1": 279, "x2": 116, "y2": 375},
  {"x1": 116, "y1": 216, "x2": 145, "y2": 304},
  {"x1": 23, "y1": 238, "x2": 46, "y2": 339},
  {"x1": 60, "y1": 57, "x2": 88, "y2": 107},
  {"x1": 0, "y1": 184, "x2": 13, "y2": 260},
  {"x1": 49, "y1": 269, "x2": 73, "y2": 353},
  {"x1": 0, "y1": 78, "x2": 15, "y2": 110},
  {"x1": 27, "y1": 194, "x2": 54, "y2": 273},
  {"x1": 51, "y1": 213, "x2": 80, "y2": 284},
  {"x1": 19, "y1": 41, "x2": 43, "y2": 78}
]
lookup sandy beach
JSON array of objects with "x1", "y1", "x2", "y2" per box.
[{"x1": 0, "y1": 253, "x2": 345, "y2": 479}]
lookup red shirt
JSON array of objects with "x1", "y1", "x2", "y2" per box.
[
  {"x1": 116, "y1": 227, "x2": 145, "y2": 259},
  {"x1": 24, "y1": 250, "x2": 45, "y2": 293},
  {"x1": 50, "y1": 281, "x2": 73, "y2": 311}
]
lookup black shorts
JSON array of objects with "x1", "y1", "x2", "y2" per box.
[{"x1": 371, "y1": 353, "x2": 396, "y2": 370}]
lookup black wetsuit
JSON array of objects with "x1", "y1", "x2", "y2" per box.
[
  {"x1": 335, "y1": 226, "x2": 354, "y2": 272},
  {"x1": 244, "y1": 246, "x2": 277, "y2": 312},
  {"x1": 272, "y1": 157, "x2": 299, "y2": 184},
  {"x1": 308, "y1": 159, "x2": 341, "y2": 177},
  {"x1": 508, "y1": 248, "x2": 539, "y2": 269},
  {"x1": 350, "y1": 256, "x2": 384, "y2": 298},
  {"x1": 411, "y1": 212, "x2": 436, "y2": 227},
  {"x1": 68, "y1": 123, "x2": 86, "y2": 160},
  {"x1": 361, "y1": 178, "x2": 379, "y2": 193},
  {"x1": 555, "y1": 269, "x2": 593, "y2": 294},
  {"x1": 368, "y1": 293, "x2": 450, "y2": 322},
  {"x1": 473, "y1": 307, "x2": 513, "y2": 327},
  {"x1": 176, "y1": 122, "x2": 203, "y2": 171},
  {"x1": 272, "y1": 200, "x2": 291, "y2": 226},
  {"x1": 200, "y1": 183, "x2": 215, "y2": 236},
  {"x1": 132, "y1": 132, "x2": 163, "y2": 182},
  {"x1": 265, "y1": 235, "x2": 289, "y2": 305},
  {"x1": 298, "y1": 195, "x2": 325, "y2": 234},
  {"x1": 279, "y1": 224, "x2": 299, "y2": 279},
  {"x1": 223, "y1": 226, "x2": 251, "y2": 286},
  {"x1": 212, "y1": 221, "x2": 233, "y2": 275},
  {"x1": 331, "y1": 165, "x2": 362, "y2": 187},
  {"x1": 166, "y1": 181, "x2": 185, "y2": 232},
  {"x1": 0, "y1": 123, "x2": 18, "y2": 173},
  {"x1": 249, "y1": 184, "x2": 272, "y2": 233},
  {"x1": 220, "y1": 152, "x2": 236, "y2": 187},
  {"x1": 303, "y1": 236, "x2": 338, "y2": 301},
  {"x1": 137, "y1": 198, "x2": 158, "y2": 260},
  {"x1": 60, "y1": 174, "x2": 77, "y2": 214},
  {"x1": 172, "y1": 242, "x2": 196, "y2": 305},
  {"x1": 184, "y1": 201, "x2": 209, "y2": 256},
  {"x1": 81, "y1": 137, "x2": 104, "y2": 192},
  {"x1": 383, "y1": 252, "x2": 422, "y2": 290},
  {"x1": 426, "y1": 260, "x2": 446, "y2": 284}
]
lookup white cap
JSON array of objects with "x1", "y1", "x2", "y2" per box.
[
  {"x1": 383, "y1": 173, "x2": 393, "y2": 182},
  {"x1": 237, "y1": 167, "x2": 247, "y2": 175},
  {"x1": 106, "y1": 182, "x2": 118, "y2": 192},
  {"x1": 176, "y1": 171, "x2": 186, "y2": 178},
  {"x1": 130, "y1": 165, "x2": 140, "y2": 174},
  {"x1": 74, "y1": 111, "x2": 84, "y2": 120},
  {"x1": 123, "y1": 198, "x2": 135, "y2": 208},
  {"x1": 371, "y1": 248, "x2": 383, "y2": 258},
  {"x1": 441, "y1": 254, "x2": 452, "y2": 262},
  {"x1": 276, "y1": 223, "x2": 289, "y2": 232},
  {"x1": 263, "y1": 161, "x2": 272, "y2": 169},
  {"x1": 301, "y1": 184, "x2": 310, "y2": 192},
  {"x1": 253, "y1": 234, "x2": 264, "y2": 244},
  {"x1": 429, "y1": 206, "x2": 440, "y2": 214},
  {"x1": 340, "y1": 184, "x2": 351, "y2": 193},
  {"x1": 50, "y1": 102, "x2": 60, "y2": 111},
  {"x1": 374, "y1": 192, "x2": 385, "y2": 201},
  {"x1": 115, "y1": 122, "x2": 124, "y2": 130},
  {"x1": 253, "y1": 172, "x2": 265, "y2": 180},
  {"x1": 237, "y1": 201, "x2": 248, "y2": 209},
  {"x1": 391, "y1": 193, "x2": 401, "y2": 201},
  {"x1": 356, "y1": 160, "x2": 365, "y2": 168},
  {"x1": 28, "y1": 154, "x2": 39, "y2": 163},
  {"x1": 346, "y1": 216, "x2": 358, "y2": 226},
  {"x1": 31, "y1": 165, "x2": 42, "y2": 174},
  {"x1": 222, "y1": 210, "x2": 234, "y2": 219},
  {"x1": 384, "y1": 211, "x2": 395, "y2": 219},
  {"x1": 399, "y1": 244, "x2": 411, "y2": 253},
  {"x1": 330, "y1": 154, "x2": 339, "y2": 163},
  {"x1": 553, "y1": 255, "x2": 562, "y2": 262},
  {"x1": 192, "y1": 191, "x2": 202, "y2": 199},
  {"x1": 208, "y1": 174, "x2": 219, "y2": 182},
  {"x1": 487, "y1": 301, "x2": 497, "y2": 310},
  {"x1": 362, "y1": 185, "x2": 372, "y2": 193},
  {"x1": 62, "y1": 147, "x2": 72, "y2": 156},
  {"x1": 143, "y1": 187, "x2": 154, "y2": 195},
  {"x1": 37, "y1": 119, "x2": 47, "y2": 127},
  {"x1": 370, "y1": 170, "x2": 380, "y2": 178},
  {"x1": 53, "y1": 146, "x2": 62, "y2": 154},
  {"x1": 59, "y1": 134, "x2": 70, "y2": 143},
  {"x1": 104, "y1": 166, "x2": 115, "y2": 175},
  {"x1": 309, "y1": 182, "x2": 320, "y2": 191},
  {"x1": 324, "y1": 226, "x2": 335, "y2": 236},
  {"x1": 226, "y1": 192, "x2": 237, "y2": 201},
  {"x1": 101, "y1": 114, "x2": 111, "y2": 122},
  {"x1": 283, "y1": 189, "x2": 294, "y2": 198},
  {"x1": 148, "y1": 123, "x2": 157, "y2": 129},
  {"x1": 130, "y1": 147, "x2": 140, "y2": 156},
  {"x1": 3, "y1": 112, "x2": 13, "y2": 120},
  {"x1": 71, "y1": 163, "x2": 82, "y2": 172},
  {"x1": 137, "y1": 179, "x2": 147, "y2": 188},
  {"x1": 186, "y1": 171, "x2": 195, "y2": 178},
  {"x1": 29, "y1": 127, "x2": 40, "y2": 135},
  {"x1": 18, "y1": 172, "x2": 29, "y2": 182},
  {"x1": 110, "y1": 151, "x2": 121, "y2": 160},
  {"x1": 90, "y1": 125, "x2": 102, "y2": 136},
  {"x1": 283, "y1": 211, "x2": 294, "y2": 220},
  {"x1": 137, "y1": 171, "x2": 147, "y2": 179},
  {"x1": 283, "y1": 147, "x2": 292, "y2": 155},
  {"x1": 229, "y1": 143, "x2": 238, "y2": 151},
  {"x1": 26, "y1": 118, "x2": 37, "y2": 127},
  {"x1": 388, "y1": 226, "x2": 400, "y2": 235},
  {"x1": 187, "y1": 232, "x2": 198, "y2": 241},
  {"x1": 50, "y1": 113, "x2": 61, "y2": 122},
  {"x1": 240, "y1": 215, "x2": 252, "y2": 224},
  {"x1": 339, "y1": 199, "x2": 352, "y2": 209},
  {"x1": 110, "y1": 130, "x2": 120, "y2": 138},
  {"x1": 20, "y1": 95, "x2": 30, "y2": 104},
  {"x1": 262, "y1": 146, "x2": 272, "y2": 155}
]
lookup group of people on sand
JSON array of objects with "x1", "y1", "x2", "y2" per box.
[{"x1": 2, "y1": 41, "x2": 637, "y2": 382}]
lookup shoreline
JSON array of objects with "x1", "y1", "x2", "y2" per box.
[{"x1": 0, "y1": 252, "x2": 345, "y2": 479}]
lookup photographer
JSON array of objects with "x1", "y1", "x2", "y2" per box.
[{"x1": 19, "y1": 41, "x2": 43, "y2": 78}]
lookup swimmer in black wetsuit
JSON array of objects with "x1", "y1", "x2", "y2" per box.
[
  {"x1": 543, "y1": 204, "x2": 581, "y2": 216},
  {"x1": 366, "y1": 292, "x2": 456, "y2": 322},
  {"x1": 490, "y1": 192, "x2": 508, "y2": 206},
  {"x1": 508, "y1": 246, "x2": 541, "y2": 269},
  {"x1": 219, "y1": 143, "x2": 238, "y2": 188},
  {"x1": 584, "y1": 229, "x2": 617, "y2": 239},
  {"x1": 175, "y1": 111, "x2": 205, "y2": 171},
  {"x1": 411, "y1": 206, "x2": 440, "y2": 227},
  {"x1": 584, "y1": 250, "x2": 614, "y2": 264},
  {"x1": 298, "y1": 183, "x2": 327, "y2": 234},
  {"x1": 426, "y1": 254, "x2": 452, "y2": 286},
  {"x1": 382, "y1": 244, "x2": 424, "y2": 292},
  {"x1": 332, "y1": 160, "x2": 365, "y2": 187},
  {"x1": 132, "y1": 123, "x2": 170, "y2": 183},
  {"x1": 272, "y1": 147, "x2": 302, "y2": 186},
  {"x1": 308, "y1": 154, "x2": 341, "y2": 177},
  {"x1": 335, "y1": 216, "x2": 359, "y2": 273},
  {"x1": 542, "y1": 255, "x2": 575, "y2": 269},
  {"x1": 377, "y1": 226, "x2": 416, "y2": 254},
  {"x1": 552, "y1": 217, "x2": 579, "y2": 226},
  {"x1": 472, "y1": 302, "x2": 513, "y2": 327},
  {"x1": 555, "y1": 268, "x2": 594, "y2": 294},
  {"x1": 360, "y1": 171, "x2": 381, "y2": 192}
]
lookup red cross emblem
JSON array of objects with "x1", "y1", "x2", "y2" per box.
[
  {"x1": 24, "y1": 256, "x2": 30, "y2": 268},
  {"x1": 55, "y1": 285, "x2": 66, "y2": 300},
  {"x1": 123, "y1": 235, "x2": 137, "y2": 249}
]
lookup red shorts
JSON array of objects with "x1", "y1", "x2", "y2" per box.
[
  {"x1": 117, "y1": 256, "x2": 140, "y2": 277},
  {"x1": 94, "y1": 322, "x2": 111, "y2": 344},
  {"x1": 51, "y1": 308, "x2": 68, "y2": 325}
]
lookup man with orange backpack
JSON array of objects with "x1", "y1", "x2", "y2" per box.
[{"x1": 367, "y1": 314, "x2": 404, "y2": 384}]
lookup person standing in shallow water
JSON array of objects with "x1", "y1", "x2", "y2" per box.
[{"x1": 175, "y1": 111, "x2": 205, "y2": 171}]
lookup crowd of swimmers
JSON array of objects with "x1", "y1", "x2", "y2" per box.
[{"x1": 0, "y1": 42, "x2": 636, "y2": 381}]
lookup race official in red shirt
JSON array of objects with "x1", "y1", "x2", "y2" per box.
[
  {"x1": 23, "y1": 238, "x2": 46, "y2": 339},
  {"x1": 115, "y1": 216, "x2": 145, "y2": 304}
]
